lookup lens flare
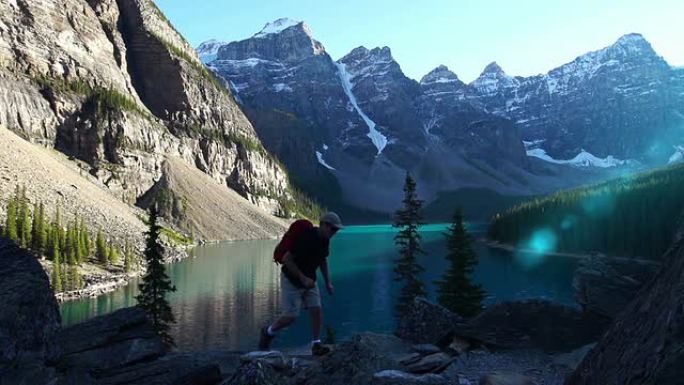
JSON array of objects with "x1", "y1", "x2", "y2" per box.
[{"x1": 516, "y1": 228, "x2": 558, "y2": 268}]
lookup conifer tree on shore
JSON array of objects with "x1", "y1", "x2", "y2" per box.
[
  {"x1": 435, "y1": 209, "x2": 486, "y2": 318},
  {"x1": 393, "y1": 172, "x2": 427, "y2": 319},
  {"x1": 136, "y1": 206, "x2": 176, "y2": 347}
]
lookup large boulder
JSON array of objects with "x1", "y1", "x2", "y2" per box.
[
  {"x1": 293, "y1": 333, "x2": 413, "y2": 385},
  {"x1": 573, "y1": 256, "x2": 660, "y2": 318},
  {"x1": 0, "y1": 237, "x2": 60, "y2": 376},
  {"x1": 54, "y1": 307, "x2": 166, "y2": 372},
  {"x1": 567, "y1": 227, "x2": 684, "y2": 384},
  {"x1": 467, "y1": 299, "x2": 609, "y2": 352},
  {"x1": 397, "y1": 297, "x2": 609, "y2": 353},
  {"x1": 97, "y1": 353, "x2": 223, "y2": 385},
  {"x1": 396, "y1": 298, "x2": 468, "y2": 345}
]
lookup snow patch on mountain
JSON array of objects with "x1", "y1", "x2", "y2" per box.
[
  {"x1": 335, "y1": 61, "x2": 388, "y2": 156},
  {"x1": 669, "y1": 145, "x2": 684, "y2": 164},
  {"x1": 316, "y1": 151, "x2": 336, "y2": 170},
  {"x1": 524, "y1": 140, "x2": 629, "y2": 167},
  {"x1": 196, "y1": 39, "x2": 227, "y2": 64},
  {"x1": 254, "y1": 18, "x2": 302, "y2": 38},
  {"x1": 273, "y1": 83, "x2": 293, "y2": 92}
]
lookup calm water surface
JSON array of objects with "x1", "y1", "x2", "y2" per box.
[{"x1": 59, "y1": 224, "x2": 579, "y2": 351}]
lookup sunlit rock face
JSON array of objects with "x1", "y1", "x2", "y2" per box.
[{"x1": 0, "y1": 0, "x2": 293, "y2": 224}]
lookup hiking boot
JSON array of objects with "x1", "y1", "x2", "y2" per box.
[
  {"x1": 311, "y1": 342, "x2": 331, "y2": 356},
  {"x1": 258, "y1": 326, "x2": 274, "y2": 351}
]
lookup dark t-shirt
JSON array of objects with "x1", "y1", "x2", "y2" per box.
[{"x1": 282, "y1": 227, "x2": 329, "y2": 288}]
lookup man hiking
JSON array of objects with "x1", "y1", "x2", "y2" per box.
[{"x1": 259, "y1": 212, "x2": 343, "y2": 356}]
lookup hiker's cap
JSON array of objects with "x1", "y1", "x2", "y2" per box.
[{"x1": 320, "y1": 211, "x2": 343, "y2": 229}]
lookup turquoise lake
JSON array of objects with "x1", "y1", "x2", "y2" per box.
[{"x1": 59, "y1": 224, "x2": 579, "y2": 351}]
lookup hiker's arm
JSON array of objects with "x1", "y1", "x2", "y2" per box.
[
  {"x1": 320, "y1": 258, "x2": 331, "y2": 284},
  {"x1": 283, "y1": 251, "x2": 313, "y2": 287},
  {"x1": 321, "y1": 258, "x2": 334, "y2": 295}
]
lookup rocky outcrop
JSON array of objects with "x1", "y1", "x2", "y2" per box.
[
  {"x1": 467, "y1": 300, "x2": 609, "y2": 352},
  {"x1": 572, "y1": 256, "x2": 660, "y2": 318},
  {"x1": 55, "y1": 307, "x2": 166, "y2": 372},
  {"x1": 396, "y1": 297, "x2": 609, "y2": 353},
  {"x1": 567, "y1": 226, "x2": 684, "y2": 385},
  {"x1": 0, "y1": 0, "x2": 297, "y2": 243},
  {"x1": 395, "y1": 297, "x2": 468, "y2": 345},
  {"x1": 0, "y1": 237, "x2": 60, "y2": 377}
]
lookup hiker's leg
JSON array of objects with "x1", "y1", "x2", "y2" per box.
[
  {"x1": 268, "y1": 272, "x2": 303, "y2": 334},
  {"x1": 308, "y1": 306, "x2": 322, "y2": 341},
  {"x1": 304, "y1": 284, "x2": 323, "y2": 341},
  {"x1": 270, "y1": 315, "x2": 296, "y2": 333}
]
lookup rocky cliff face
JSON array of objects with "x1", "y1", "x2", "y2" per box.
[
  {"x1": 0, "y1": 0, "x2": 294, "y2": 233},
  {"x1": 567, "y1": 222, "x2": 684, "y2": 384}
]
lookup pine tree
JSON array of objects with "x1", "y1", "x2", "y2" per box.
[
  {"x1": 38, "y1": 203, "x2": 47, "y2": 253},
  {"x1": 31, "y1": 202, "x2": 47, "y2": 254},
  {"x1": 96, "y1": 230, "x2": 108, "y2": 264},
  {"x1": 136, "y1": 206, "x2": 176, "y2": 348},
  {"x1": 68, "y1": 265, "x2": 81, "y2": 291},
  {"x1": 30, "y1": 202, "x2": 39, "y2": 252},
  {"x1": 51, "y1": 242, "x2": 62, "y2": 292},
  {"x1": 18, "y1": 188, "x2": 31, "y2": 248},
  {"x1": 124, "y1": 239, "x2": 133, "y2": 273},
  {"x1": 434, "y1": 209, "x2": 486, "y2": 318},
  {"x1": 71, "y1": 219, "x2": 82, "y2": 264},
  {"x1": 392, "y1": 172, "x2": 426, "y2": 319},
  {"x1": 79, "y1": 217, "x2": 89, "y2": 261},
  {"x1": 109, "y1": 244, "x2": 120, "y2": 265},
  {"x1": 4, "y1": 196, "x2": 18, "y2": 242},
  {"x1": 65, "y1": 224, "x2": 75, "y2": 265}
]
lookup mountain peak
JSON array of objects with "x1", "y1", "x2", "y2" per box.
[
  {"x1": 602, "y1": 32, "x2": 658, "y2": 59},
  {"x1": 420, "y1": 65, "x2": 461, "y2": 85},
  {"x1": 615, "y1": 33, "x2": 648, "y2": 46},
  {"x1": 482, "y1": 61, "x2": 506, "y2": 76},
  {"x1": 253, "y1": 18, "x2": 308, "y2": 38},
  {"x1": 369, "y1": 46, "x2": 393, "y2": 59}
]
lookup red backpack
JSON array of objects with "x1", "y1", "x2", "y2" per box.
[{"x1": 273, "y1": 219, "x2": 313, "y2": 264}]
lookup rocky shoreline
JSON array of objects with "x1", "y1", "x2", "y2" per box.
[
  {"x1": 44, "y1": 242, "x2": 194, "y2": 303},
  {"x1": 481, "y1": 238, "x2": 659, "y2": 263}
]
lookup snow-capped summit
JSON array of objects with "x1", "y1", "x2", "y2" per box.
[
  {"x1": 253, "y1": 18, "x2": 305, "y2": 38},
  {"x1": 213, "y1": 17, "x2": 326, "y2": 64},
  {"x1": 470, "y1": 61, "x2": 517, "y2": 94},
  {"x1": 196, "y1": 39, "x2": 228, "y2": 64},
  {"x1": 341, "y1": 46, "x2": 394, "y2": 65},
  {"x1": 420, "y1": 65, "x2": 461, "y2": 86},
  {"x1": 481, "y1": 61, "x2": 506, "y2": 76},
  {"x1": 614, "y1": 33, "x2": 650, "y2": 49}
]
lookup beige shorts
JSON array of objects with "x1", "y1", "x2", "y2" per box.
[{"x1": 280, "y1": 271, "x2": 321, "y2": 317}]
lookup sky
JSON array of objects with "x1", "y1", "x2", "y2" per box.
[{"x1": 155, "y1": 0, "x2": 684, "y2": 83}]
